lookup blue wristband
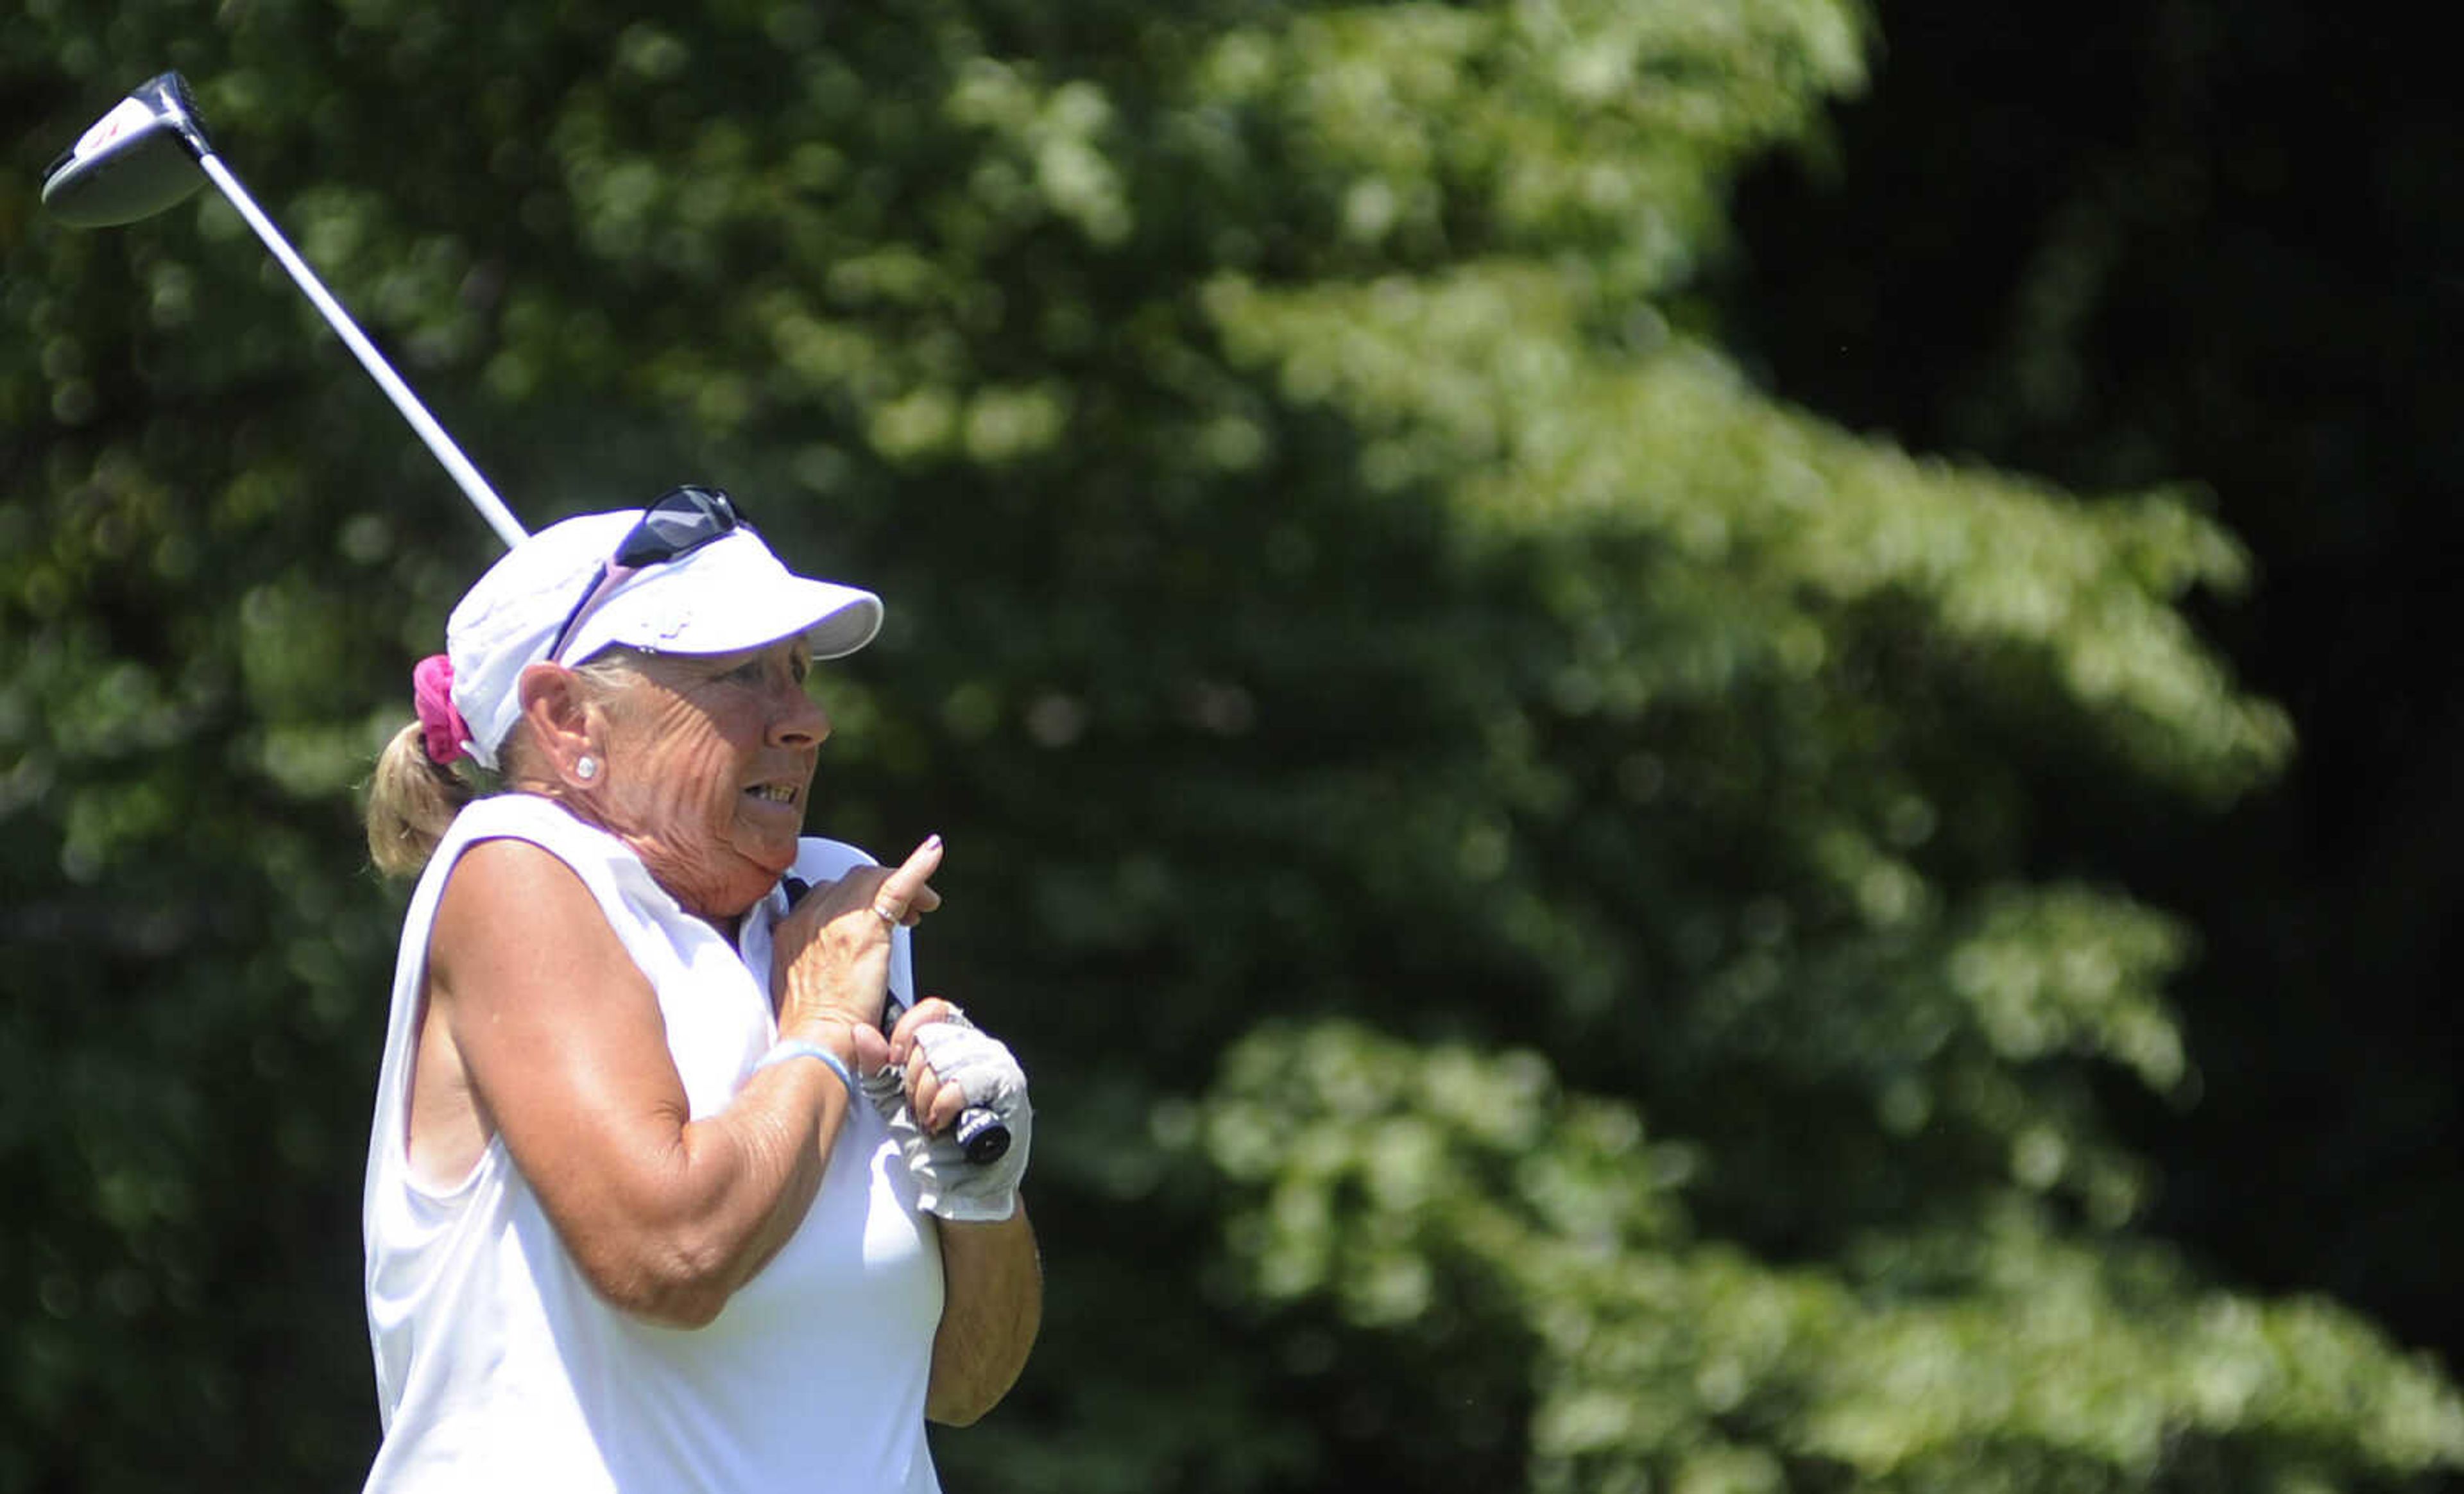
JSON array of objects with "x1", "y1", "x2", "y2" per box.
[{"x1": 757, "y1": 1038, "x2": 860, "y2": 1100}]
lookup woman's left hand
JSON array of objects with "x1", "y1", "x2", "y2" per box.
[
  {"x1": 872, "y1": 998, "x2": 981, "y2": 1133},
  {"x1": 862, "y1": 999, "x2": 1032, "y2": 1222}
]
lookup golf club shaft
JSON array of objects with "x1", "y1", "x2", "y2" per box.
[{"x1": 193, "y1": 153, "x2": 528, "y2": 549}]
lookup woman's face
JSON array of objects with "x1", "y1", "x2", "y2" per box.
[{"x1": 588, "y1": 636, "x2": 830, "y2": 919}]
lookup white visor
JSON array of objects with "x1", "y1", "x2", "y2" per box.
[{"x1": 445, "y1": 508, "x2": 883, "y2": 768}]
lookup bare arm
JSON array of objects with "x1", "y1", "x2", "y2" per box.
[
  {"x1": 870, "y1": 999, "x2": 1043, "y2": 1423},
  {"x1": 424, "y1": 837, "x2": 932, "y2": 1327},
  {"x1": 928, "y1": 1204, "x2": 1043, "y2": 1424}
]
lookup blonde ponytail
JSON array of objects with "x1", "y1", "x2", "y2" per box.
[
  {"x1": 364, "y1": 722, "x2": 477, "y2": 877},
  {"x1": 363, "y1": 648, "x2": 647, "y2": 875}
]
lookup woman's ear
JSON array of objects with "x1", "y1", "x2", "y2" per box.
[{"x1": 514, "y1": 662, "x2": 599, "y2": 786}]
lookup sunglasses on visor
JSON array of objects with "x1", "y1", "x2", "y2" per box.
[{"x1": 543, "y1": 485, "x2": 751, "y2": 664}]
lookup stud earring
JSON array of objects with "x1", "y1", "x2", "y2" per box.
[{"x1": 576, "y1": 755, "x2": 599, "y2": 781}]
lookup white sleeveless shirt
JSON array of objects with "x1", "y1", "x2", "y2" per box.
[{"x1": 361, "y1": 794, "x2": 944, "y2": 1493}]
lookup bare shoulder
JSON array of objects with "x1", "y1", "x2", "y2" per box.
[
  {"x1": 431, "y1": 843, "x2": 599, "y2": 971},
  {"x1": 436, "y1": 834, "x2": 594, "y2": 932},
  {"x1": 428, "y1": 836, "x2": 644, "y2": 1024},
  {"x1": 424, "y1": 834, "x2": 689, "y2": 1187},
  {"x1": 407, "y1": 837, "x2": 624, "y2": 1184}
]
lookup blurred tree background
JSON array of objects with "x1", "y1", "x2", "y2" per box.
[
  {"x1": 2, "y1": 1, "x2": 2457, "y2": 1491},
  {"x1": 1712, "y1": 2, "x2": 2464, "y2": 1401}
]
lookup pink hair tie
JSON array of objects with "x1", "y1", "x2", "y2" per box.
[{"x1": 411, "y1": 654, "x2": 472, "y2": 766}]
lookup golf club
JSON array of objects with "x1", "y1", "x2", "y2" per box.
[
  {"x1": 42, "y1": 71, "x2": 528, "y2": 549},
  {"x1": 45, "y1": 73, "x2": 1010, "y2": 1165}
]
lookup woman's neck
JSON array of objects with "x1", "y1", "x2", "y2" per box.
[{"x1": 511, "y1": 784, "x2": 766, "y2": 935}]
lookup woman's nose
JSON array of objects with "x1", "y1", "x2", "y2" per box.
[{"x1": 771, "y1": 681, "x2": 830, "y2": 746}]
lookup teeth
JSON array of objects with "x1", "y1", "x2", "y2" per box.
[{"x1": 748, "y1": 784, "x2": 796, "y2": 803}]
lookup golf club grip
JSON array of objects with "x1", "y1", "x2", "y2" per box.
[{"x1": 780, "y1": 875, "x2": 1010, "y2": 1165}]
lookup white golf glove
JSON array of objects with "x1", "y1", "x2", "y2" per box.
[{"x1": 861, "y1": 1013, "x2": 1032, "y2": 1223}]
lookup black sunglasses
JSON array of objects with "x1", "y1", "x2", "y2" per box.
[{"x1": 543, "y1": 485, "x2": 752, "y2": 664}]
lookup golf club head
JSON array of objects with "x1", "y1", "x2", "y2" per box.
[{"x1": 42, "y1": 72, "x2": 212, "y2": 228}]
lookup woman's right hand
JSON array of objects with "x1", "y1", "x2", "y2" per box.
[{"x1": 769, "y1": 834, "x2": 944, "y2": 1042}]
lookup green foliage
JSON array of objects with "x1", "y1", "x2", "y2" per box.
[
  {"x1": 1203, "y1": 1023, "x2": 2464, "y2": 1491},
  {"x1": 1, "y1": 2, "x2": 2454, "y2": 1491}
]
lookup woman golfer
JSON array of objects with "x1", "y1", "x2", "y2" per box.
[{"x1": 357, "y1": 486, "x2": 1039, "y2": 1491}]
